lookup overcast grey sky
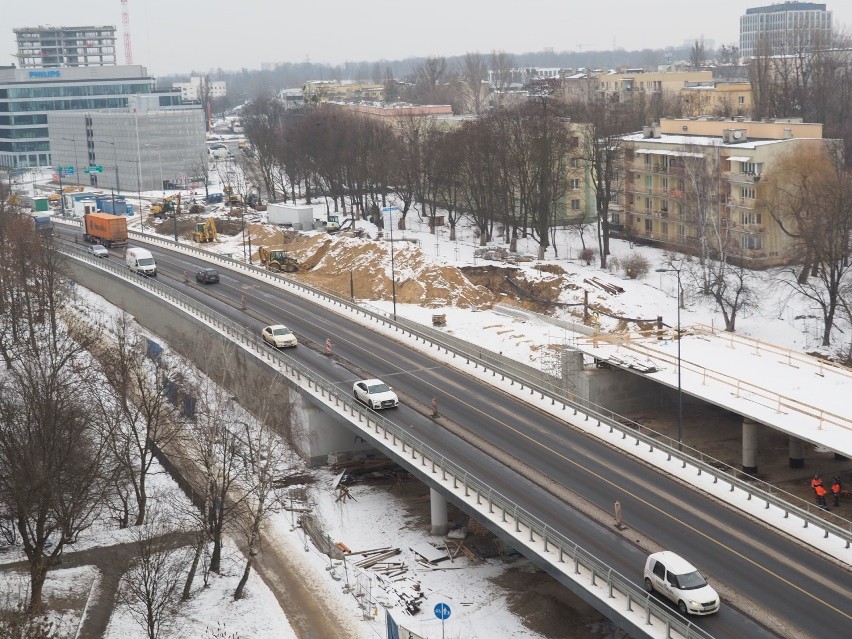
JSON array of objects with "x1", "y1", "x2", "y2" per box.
[{"x1": 4, "y1": 1, "x2": 851, "y2": 77}]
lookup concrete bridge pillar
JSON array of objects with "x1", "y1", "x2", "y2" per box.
[
  {"x1": 430, "y1": 488, "x2": 448, "y2": 536},
  {"x1": 742, "y1": 418, "x2": 759, "y2": 475},
  {"x1": 788, "y1": 436, "x2": 805, "y2": 469}
]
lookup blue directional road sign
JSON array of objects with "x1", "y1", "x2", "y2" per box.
[{"x1": 434, "y1": 602, "x2": 451, "y2": 620}]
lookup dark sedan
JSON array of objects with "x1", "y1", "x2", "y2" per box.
[{"x1": 195, "y1": 268, "x2": 220, "y2": 284}]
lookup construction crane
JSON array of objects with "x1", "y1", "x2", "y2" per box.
[{"x1": 121, "y1": 0, "x2": 134, "y2": 65}]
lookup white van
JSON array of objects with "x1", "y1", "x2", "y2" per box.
[
  {"x1": 643, "y1": 551, "x2": 720, "y2": 616},
  {"x1": 126, "y1": 247, "x2": 157, "y2": 277}
]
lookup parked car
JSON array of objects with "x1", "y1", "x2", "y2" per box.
[
  {"x1": 353, "y1": 379, "x2": 399, "y2": 409},
  {"x1": 643, "y1": 551, "x2": 720, "y2": 616},
  {"x1": 195, "y1": 268, "x2": 220, "y2": 284},
  {"x1": 262, "y1": 324, "x2": 298, "y2": 348},
  {"x1": 89, "y1": 244, "x2": 109, "y2": 258}
]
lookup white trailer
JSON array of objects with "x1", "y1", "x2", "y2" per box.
[{"x1": 266, "y1": 203, "x2": 315, "y2": 230}]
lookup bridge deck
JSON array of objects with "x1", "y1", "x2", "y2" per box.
[{"x1": 577, "y1": 324, "x2": 852, "y2": 458}]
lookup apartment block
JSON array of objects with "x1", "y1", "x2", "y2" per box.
[
  {"x1": 564, "y1": 70, "x2": 714, "y2": 104},
  {"x1": 619, "y1": 117, "x2": 830, "y2": 267},
  {"x1": 680, "y1": 82, "x2": 753, "y2": 117}
]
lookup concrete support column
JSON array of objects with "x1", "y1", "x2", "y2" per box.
[
  {"x1": 788, "y1": 436, "x2": 805, "y2": 469},
  {"x1": 742, "y1": 418, "x2": 759, "y2": 475},
  {"x1": 430, "y1": 488, "x2": 448, "y2": 536}
]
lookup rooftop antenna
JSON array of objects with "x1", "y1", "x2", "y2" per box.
[{"x1": 121, "y1": 0, "x2": 134, "y2": 65}]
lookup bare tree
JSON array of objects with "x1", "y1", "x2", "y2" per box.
[
  {"x1": 232, "y1": 390, "x2": 292, "y2": 600},
  {"x1": 690, "y1": 39, "x2": 706, "y2": 69},
  {"x1": 489, "y1": 50, "x2": 515, "y2": 109},
  {"x1": 763, "y1": 143, "x2": 852, "y2": 346},
  {"x1": 0, "y1": 222, "x2": 109, "y2": 612},
  {"x1": 179, "y1": 341, "x2": 252, "y2": 575},
  {"x1": 116, "y1": 508, "x2": 190, "y2": 639},
  {"x1": 564, "y1": 101, "x2": 636, "y2": 268},
  {"x1": 98, "y1": 313, "x2": 183, "y2": 526},
  {"x1": 459, "y1": 52, "x2": 489, "y2": 115},
  {"x1": 412, "y1": 56, "x2": 448, "y2": 105},
  {"x1": 185, "y1": 155, "x2": 212, "y2": 203}
]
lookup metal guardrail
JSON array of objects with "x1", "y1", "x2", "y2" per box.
[
  {"x1": 105, "y1": 230, "x2": 852, "y2": 548},
  {"x1": 62, "y1": 243, "x2": 713, "y2": 639}
]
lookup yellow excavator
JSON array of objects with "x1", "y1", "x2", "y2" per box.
[
  {"x1": 223, "y1": 185, "x2": 241, "y2": 205},
  {"x1": 192, "y1": 218, "x2": 217, "y2": 243},
  {"x1": 151, "y1": 193, "x2": 181, "y2": 216},
  {"x1": 257, "y1": 246, "x2": 299, "y2": 272}
]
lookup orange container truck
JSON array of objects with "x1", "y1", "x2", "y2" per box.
[{"x1": 82, "y1": 212, "x2": 128, "y2": 248}]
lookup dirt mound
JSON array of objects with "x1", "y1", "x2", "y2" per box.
[{"x1": 259, "y1": 233, "x2": 495, "y2": 309}]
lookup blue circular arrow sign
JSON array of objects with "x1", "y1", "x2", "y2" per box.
[{"x1": 434, "y1": 602, "x2": 451, "y2": 620}]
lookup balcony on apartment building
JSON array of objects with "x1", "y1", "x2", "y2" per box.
[
  {"x1": 724, "y1": 170, "x2": 761, "y2": 184},
  {"x1": 630, "y1": 160, "x2": 687, "y2": 175},
  {"x1": 725, "y1": 194, "x2": 756, "y2": 209}
]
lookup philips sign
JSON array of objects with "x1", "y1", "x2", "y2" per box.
[{"x1": 28, "y1": 70, "x2": 61, "y2": 78}]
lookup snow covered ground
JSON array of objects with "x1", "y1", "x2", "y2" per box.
[{"x1": 6, "y1": 165, "x2": 851, "y2": 638}]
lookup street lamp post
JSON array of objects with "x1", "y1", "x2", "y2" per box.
[
  {"x1": 656, "y1": 265, "x2": 683, "y2": 451},
  {"x1": 61, "y1": 137, "x2": 80, "y2": 186},
  {"x1": 383, "y1": 206, "x2": 397, "y2": 320},
  {"x1": 102, "y1": 139, "x2": 121, "y2": 193},
  {"x1": 132, "y1": 158, "x2": 143, "y2": 234}
]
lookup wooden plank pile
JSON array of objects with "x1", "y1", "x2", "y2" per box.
[{"x1": 583, "y1": 276, "x2": 625, "y2": 295}]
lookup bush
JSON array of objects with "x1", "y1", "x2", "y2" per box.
[
  {"x1": 622, "y1": 253, "x2": 650, "y2": 279},
  {"x1": 579, "y1": 247, "x2": 597, "y2": 265}
]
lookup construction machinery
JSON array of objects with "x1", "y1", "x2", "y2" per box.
[
  {"x1": 151, "y1": 193, "x2": 181, "y2": 216},
  {"x1": 223, "y1": 185, "x2": 241, "y2": 205},
  {"x1": 192, "y1": 218, "x2": 217, "y2": 243},
  {"x1": 257, "y1": 246, "x2": 299, "y2": 273}
]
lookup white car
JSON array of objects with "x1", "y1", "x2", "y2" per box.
[
  {"x1": 89, "y1": 244, "x2": 109, "y2": 258},
  {"x1": 262, "y1": 325, "x2": 298, "y2": 348},
  {"x1": 353, "y1": 379, "x2": 399, "y2": 410},
  {"x1": 643, "y1": 551, "x2": 720, "y2": 616}
]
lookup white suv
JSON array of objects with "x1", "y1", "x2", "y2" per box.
[{"x1": 643, "y1": 551, "x2": 720, "y2": 616}]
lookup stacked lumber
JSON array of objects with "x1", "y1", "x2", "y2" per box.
[{"x1": 584, "y1": 276, "x2": 625, "y2": 295}]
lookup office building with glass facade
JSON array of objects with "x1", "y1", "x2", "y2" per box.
[{"x1": 0, "y1": 65, "x2": 159, "y2": 169}]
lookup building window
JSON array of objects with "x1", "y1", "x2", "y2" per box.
[
  {"x1": 570, "y1": 158, "x2": 580, "y2": 169},
  {"x1": 741, "y1": 186, "x2": 756, "y2": 199},
  {"x1": 661, "y1": 222, "x2": 668, "y2": 236},
  {"x1": 645, "y1": 197, "x2": 651, "y2": 211},
  {"x1": 740, "y1": 211, "x2": 762, "y2": 225},
  {"x1": 570, "y1": 178, "x2": 580, "y2": 190},
  {"x1": 677, "y1": 224, "x2": 685, "y2": 238},
  {"x1": 644, "y1": 218, "x2": 653, "y2": 233},
  {"x1": 571, "y1": 199, "x2": 580, "y2": 211},
  {"x1": 738, "y1": 95, "x2": 745, "y2": 104},
  {"x1": 741, "y1": 235, "x2": 763, "y2": 250},
  {"x1": 662, "y1": 177, "x2": 668, "y2": 190}
]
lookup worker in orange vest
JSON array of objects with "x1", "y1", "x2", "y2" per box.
[
  {"x1": 814, "y1": 483, "x2": 829, "y2": 509},
  {"x1": 810, "y1": 474, "x2": 823, "y2": 490},
  {"x1": 830, "y1": 476, "x2": 842, "y2": 507}
]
